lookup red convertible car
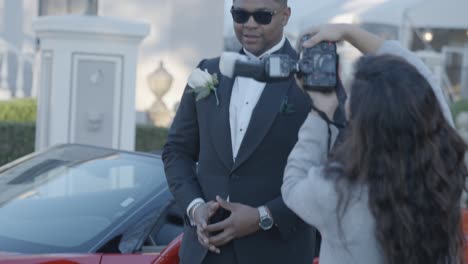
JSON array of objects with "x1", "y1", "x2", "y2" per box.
[
  {"x1": 0, "y1": 235, "x2": 182, "y2": 264},
  {"x1": 0, "y1": 144, "x2": 183, "y2": 264},
  {"x1": 0, "y1": 144, "x2": 467, "y2": 264}
]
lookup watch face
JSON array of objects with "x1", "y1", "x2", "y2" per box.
[{"x1": 260, "y1": 217, "x2": 273, "y2": 230}]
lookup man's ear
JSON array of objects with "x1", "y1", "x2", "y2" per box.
[{"x1": 282, "y1": 7, "x2": 291, "y2": 26}]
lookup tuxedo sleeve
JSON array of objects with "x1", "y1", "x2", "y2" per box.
[
  {"x1": 265, "y1": 196, "x2": 305, "y2": 239},
  {"x1": 162, "y1": 60, "x2": 206, "y2": 213}
]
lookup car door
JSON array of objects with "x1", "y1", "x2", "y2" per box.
[
  {"x1": 99, "y1": 199, "x2": 184, "y2": 264},
  {"x1": 0, "y1": 254, "x2": 103, "y2": 264},
  {"x1": 100, "y1": 254, "x2": 160, "y2": 264}
]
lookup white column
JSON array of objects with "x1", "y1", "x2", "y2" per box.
[
  {"x1": 1, "y1": 0, "x2": 23, "y2": 100},
  {"x1": 399, "y1": 9, "x2": 413, "y2": 49},
  {"x1": 3, "y1": 0, "x2": 23, "y2": 49},
  {"x1": 15, "y1": 56, "x2": 24, "y2": 98},
  {"x1": 33, "y1": 16, "x2": 149, "y2": 151},
  {"x1": 0, "y1": 47, "x2": 12, "y2": 100},
  {"x1": 461, "y1": 44, "x2": 468, "y2": 100},
  {"x1": 30, "y1": 52, "x2": 40, "y2": 98}
]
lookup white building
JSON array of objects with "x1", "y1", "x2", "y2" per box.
[{"x1": 0, "y1": 0, "x2": 224, "y2": 114}]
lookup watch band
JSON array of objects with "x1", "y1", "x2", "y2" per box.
[
  {"x1": 189, "y1": 201, "x2": 205, "y2": 226},
  {"x1": 258, "y1": 206, "x2": 274, "y2": 230},
  {"x1": 258, "y1": 206, "x2": 269, "y2": 219}
]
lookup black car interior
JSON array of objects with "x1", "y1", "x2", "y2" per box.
[{"x1": 140, "y1": 199, "x2": 184, "y2": 253}]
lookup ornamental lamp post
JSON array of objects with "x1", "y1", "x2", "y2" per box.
[{"x1": 147, "y1": 61, "x2": 174, "y2": 127}]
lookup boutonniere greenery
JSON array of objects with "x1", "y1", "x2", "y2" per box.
[
  {"x1": 279, "y1": 96, "x2": 295, "y2": 114},
  {"x1": 187, "y1": 68, "x2": 220, "y2": 106}
]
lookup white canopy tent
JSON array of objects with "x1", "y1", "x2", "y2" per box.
[
  {"x1": 405, "y1": 0, "x2": 468, "y2": 99},
  {"x1": 298, "y1": 0, "x2": 426, "y2": 82},
  {"x1": 299, "y1": 0, "x2": 385, "y2": 29},
  {"x1": 299, "y1": 0, "x2": 427, "y2": 28},
  {"x1": 358, "y1": 0, "x2": 422, "y2": 25},
  {"x1": 298, "y1": 0, "x2": 424, "y2": 47},
  {"x1": 407, "y1": 0, "x2": 468, "y2": 29},
  {"x1": 298, "y1": 0, "x2": 468, "y2": 43},
  {"x1": 295, "y1": 0, "x2": 468, "y2": 100}
]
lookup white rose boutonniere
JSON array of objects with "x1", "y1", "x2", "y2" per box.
[{"x1": 187, "y1": 68, "x2": 220, "y2": 106}]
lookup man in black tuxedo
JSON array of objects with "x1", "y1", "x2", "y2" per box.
[{"x1": 162, "y1": 0, "x2": 316, "y2": 263}]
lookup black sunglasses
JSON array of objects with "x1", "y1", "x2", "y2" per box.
[{"x1": 230, "y1": 7, "x2": 280, "y2": 25}]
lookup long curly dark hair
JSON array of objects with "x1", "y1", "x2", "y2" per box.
[{"x1": 329, "y1": 54, "x2": 467, "y2": 264}]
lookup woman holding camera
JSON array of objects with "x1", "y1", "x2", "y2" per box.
[{"x1": 282, "y1": 24, "x2": 467, "y2": 264}]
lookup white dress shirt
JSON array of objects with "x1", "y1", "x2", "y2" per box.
[
  {"x1": 187, "y1": 36, "x2": 287, "y2": 222},
  {"x1": 230, "y1": 35, "x2": 286, "y2": 160}
]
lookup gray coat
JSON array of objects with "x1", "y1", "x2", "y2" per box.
[{"x1": 281, "y1": 40, "x2": 454, "y2": 264}]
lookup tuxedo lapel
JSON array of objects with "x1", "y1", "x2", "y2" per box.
[
  {"x1": 209, "y1": 75, "x2": 235, "y2": 170},
  {"x1": 231, "y1": 78, "x2": 291, "y2": 172}
]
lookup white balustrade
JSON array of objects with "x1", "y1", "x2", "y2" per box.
[
  {"x1": 0, "y1": 38, "x2": 34, "y2": 99},
  {"x1": 0, "y1": 46, "x2": 10, "y2": 99},
  {"x1": 15, "y1": 56, "x2": 24, "y2": 98}
]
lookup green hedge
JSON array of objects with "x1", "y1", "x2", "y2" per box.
[
  {"x1": 451, "y1": 100, "x2": 468, "y2": 124},
  {"x1": 0, "y1": 122, "x2": 168, "y2": 166},
  {"x1": 0, "y1": 99, "x2": 37, "y2": 122},
  {"x1": 0, "y1": 122, "x2": 36, "y2": 165},
  {"x1": 135, "y1": 125, "x2": 169, "y2": 153},
  {"x1": 0, "y1": 98, "x2": 169, "y2": 165}
]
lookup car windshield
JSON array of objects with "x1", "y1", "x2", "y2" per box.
[{"x1": 0, "y1": 145, "x2": 166, "y2": 252}]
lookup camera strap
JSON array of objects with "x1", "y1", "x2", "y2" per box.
[
  {"x1": 311, "y1": 77, "x2": 347, "y2": 152},
  {"x1": 310, "y1": 105, "x2": 344, "y2": 151}
]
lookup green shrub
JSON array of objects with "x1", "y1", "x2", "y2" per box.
[
  {"x1": 0, "y1": 98, "x2": 37, "y2": 122},
  {"x1": 0, "y1": 121, "x2": 168, "y2": 166},
  {"x1": 135, "y1": 125, "x2": 169, "y2": 153},
  {"x1": 0, "y1": 97, "x2": 169, "y2": 164},
  {"x1": 0, "y1": 122, "x2": 36, "y2": 165},
  {"x1": 450, "y1": 100, "x2": 468, "y2": 126}
]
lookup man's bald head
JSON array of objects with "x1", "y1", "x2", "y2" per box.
[
  {"x1": 233, "y1": 0, "x2": 288, "y2": 7},
  {"x1": 275, "y1": 0, "x2": 287, "y2": 7}
]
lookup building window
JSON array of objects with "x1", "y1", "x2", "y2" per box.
[{"x1": 38, "y1": 0, "x2": 98, "y2": 16}]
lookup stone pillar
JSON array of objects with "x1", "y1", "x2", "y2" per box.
[{"x1": 33, "y1": 16, "x2": 149, "y2": 151}]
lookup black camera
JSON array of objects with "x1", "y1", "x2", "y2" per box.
[
  {"x1": 298, "y1": 38, "x2": 338, "y2": 92},
  {"x1": 219, "y1": 37, "x2": 338, "y2": 93}
]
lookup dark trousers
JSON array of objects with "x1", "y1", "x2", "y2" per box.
[{"x1": 202, "y1": 243, "x2": 238, "y2": 264}]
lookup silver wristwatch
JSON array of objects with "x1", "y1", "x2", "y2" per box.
[{"x1": 258, "y1": 206, "x2": 274, "y2": 230}]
